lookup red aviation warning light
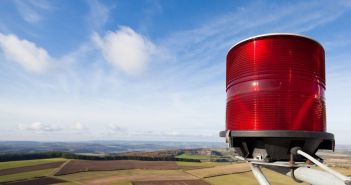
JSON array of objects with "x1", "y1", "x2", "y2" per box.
[{"x1": 220, "y1": 33, "x2": 334, "y2": 162}]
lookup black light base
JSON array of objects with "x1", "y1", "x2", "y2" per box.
[{"x1": 220, "y1": 130, "x2": 334, "y2": 162}]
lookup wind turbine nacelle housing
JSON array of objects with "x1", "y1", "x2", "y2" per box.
[{"x1": 220, "y1": 33, "x2": 334, "y2": 162}]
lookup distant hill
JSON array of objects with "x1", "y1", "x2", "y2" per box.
[{"x1": 0, "y1": 140, "x2": 226, "y2": 154}]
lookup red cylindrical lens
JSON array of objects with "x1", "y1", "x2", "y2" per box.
[{"x1": 226, "y1": 34, "x2": 326, "y2": 132}]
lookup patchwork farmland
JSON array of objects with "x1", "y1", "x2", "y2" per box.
[{"x1": 0, "y1": 152, "x2": 351, "y2": 185}]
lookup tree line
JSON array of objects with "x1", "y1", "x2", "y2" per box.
[{"x1": 0, "y1": 151, "x2": 201, "y2": 162}]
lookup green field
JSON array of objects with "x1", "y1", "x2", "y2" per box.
[
  {"x1": 205, "y1": 172, "x2": 258, "y2": 185},
  {"x1": 176, "y1": 161, "x2": 219, "y2": 167},
  {"x1": 0, "y1": 158, "x2": 66, "y2": 183},
  {"x1": 109, "y1": 181, "x2": 132, "y2": 185},
  {"x1": 0, "y1": 168, "x2": 56, "y2": 183},
  {"x1": 0, "y1": 158, "x2": 66, "y2": 170},
  {"x1": 176, "y1": 154, "x2": 212, "y2": 160},
  {"x1": 205, "y1": 168, "x2": 308, "y2": 185}
]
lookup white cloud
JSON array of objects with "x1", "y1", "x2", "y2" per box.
[
  {"x1": 18, "y1": 122, "x2": 60, "y2": 132},
  {"x1": 133, "y1": 130, "x2": 218, "y2": 138},
  {"x1": 14, "y1": 0, "x2": 53, "y2": 23},
  {"x1": 92, "y1": 27, "x2": 156, "y2": 75},
  {"x1": 87, "y1": 0, "x2": 109, "y2": 30},
  {"x1": 0, "y1": 33, "x2": 53, "y2": 73},
  {"x1": 108, "y1": 123, "x2": 124, "y2": 132},
  {"x1": 72, "y1": 122, "x2": 88, "y2": 131}
]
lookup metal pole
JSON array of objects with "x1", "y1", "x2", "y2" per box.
[
  {"x1": 297, "y1": 150, "x2": 351, "y2": 183},
  {"x1": 287, "y1": 167, "x2": 346, "y2": 185},
  {"x1": 262, "y1": 165, "x2": 348, "y2": 185},
  {"x1": 250, "y1": 163, "x2": 271, "y2": 185},
  {"x1": 247, "y1": 148, "x2": 351, "y2": 185}
]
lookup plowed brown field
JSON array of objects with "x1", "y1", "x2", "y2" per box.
[{"x1": 55, "y1": 160, "x2": 193, "y2": 175}]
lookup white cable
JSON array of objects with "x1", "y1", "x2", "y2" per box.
[{"x1": 297, "y1": 150, "x2": 351, "y2": 182}]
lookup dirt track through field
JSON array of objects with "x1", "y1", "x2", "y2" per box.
[
  {"x1": 132, "y1": 180, "x2": 211, "y2": 185},
  {"x1": 1, "y1": 177, "x2": 66, "y2": 185},
  {"x1": 50, "y1": 159, "x2": 71, "y2": 176},
  {"x1": 0, "y1": 162, "x2": 64, "y2": 176},
  {"x1": 185, "y1": 162, "x2": 251, "y2": 178},
  {"x1": 55, "y1": 160, "x2": 197, "y2": 175}
]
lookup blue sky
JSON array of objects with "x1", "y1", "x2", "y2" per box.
[{"x1": 0, "y1": 0, "x2": 351, "y2": 144}]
